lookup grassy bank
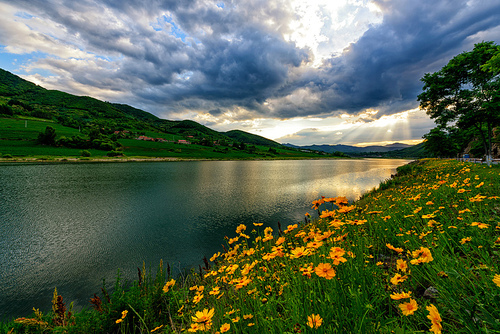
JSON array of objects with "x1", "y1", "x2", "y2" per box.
[{"x1": 2, "y1": 159, "x2": 500, "y2": 333}]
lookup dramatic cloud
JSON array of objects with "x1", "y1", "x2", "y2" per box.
[{"x1": 1, "y1": 0, "x2": 499, "y2": 145}]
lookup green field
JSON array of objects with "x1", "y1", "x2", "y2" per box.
[{"x1": 0, "y1": 117, "x2": 81, "y2": 140}]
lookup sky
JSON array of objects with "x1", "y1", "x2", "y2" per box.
[{"x1": 1, "y1": 0, "x2": 499, "y2": 146}]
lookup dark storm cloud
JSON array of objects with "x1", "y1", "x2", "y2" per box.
[
  {"x1": 5, "y1": 0, "x2": 500, "y2": 119},
  {"x1": 9, "y1": 0, "x2": 309, "y2": 112},
  {"x1": 269, "y1": 0, "x2": 500, "y2": 119}
]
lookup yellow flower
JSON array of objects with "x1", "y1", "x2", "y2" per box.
[
  {"x1": 191, "y1": 308, "x2": 215, "y2": 331},
  {"x1": 390, "y1": 273, "x2": 408, "y2": 285},
  {"x1": 399, "y1": 299, "x2": 418, "y2": 316},
  {"x1": 396, "y1": 259, "x2": 408, "y2": 272},
  {"x1": 210, "y1": 252, "x2": 221, "y2": 262},
  {"x1": 320, "y1": 209, "x2": 336, "y2": 218},
  {"x1": 290, "y1": 246, "x2": 310, "y2": 259},
  {"x1": 386, "y1": 243, "x2": 403, "y2": 253},
  {"x1": 276, "y1": 236, "x2": 286, "y2": 245},
  {"x1": 116, "y1": 310, "x2": 128, "y2": 323},
  {"x1": 307, "y1": 241, "x2": 323, "y2": 249},
  {"x1": 327, "y1": 247, "x2": 347, "y2": 265},
  {"x1": 151, "y1": 325, "x2": 164, "y2": 332},
  {"x1": 253, "y1": 222, "x2": 263, "y2": 226},
  {"x1": 493, "y1": 274, "x2": 500, "y2": 287},
  {"x1": 471, "y1": 222, "x2": 489, "y2": 229},
  {"x1": 187, "y1": 323, "x2": 201, "y2": 332},
  {"x1": 236, "y1": 224, "x2": 246, "y2": 234},
  {"x1": 335, "y1": 196, "x2": 349, "y2": 206},
  {"x1": 315, "y1": 263, "x2": 336, "y2": 280},
  {"x1": 426, "y1": 304, "x2": 442, "y2": 334},
  {"x1": 228, "y1": 237, "x2": 239, "y2": 245},
  {"x1": 162, "y1": 279, "x2": 176, "y2": 293},
  {"x1": 338, "y1": 205, "x2": 356, "y2": 213},
  {"x1": 284, "y1": 224, "x2": 298, "y2": 233},
  {"x1": 460, "y1": 237, "x2": 472, "y2": 244},
  {"x1": 234, "y1": 276, "x2": 252, "y2": 290},
  {"x1": 220, "y1": 323, "x2": 230, "y2": 333},
  {"x1": 390, "y1": 291, "x2": 412, "y2": 300},
  {"x1": 410, "y1": 247, "x2": 433, "y2": 264},
  {"x1": 311, "y1": 199, "x2": 324, "y2": 209},
  {"x1": 299, "y1": 263, "x2": 314, "y2": 278},
  {"x1": 307, "y1": 314, "x2": 323, "y2": 328},
  {"x1": 193, "y1": 293, "x2": 204, "y2": 304},
  {"x1": 209, "y1": 287, "x2": 220, "y2": 295},
  {"x1": 243, "y1": 314, "x2": 254, "y2": 320}
]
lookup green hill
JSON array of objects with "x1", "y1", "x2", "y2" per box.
[
  {"x1": 347, "y1": 142, "x2": 429, "y2": 158},
  {"x1": 224, "y1": 130, "x2": 282, "y2": 148}
]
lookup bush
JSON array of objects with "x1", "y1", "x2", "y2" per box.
[
  {"x1": 37, "y1": 126, "x2": 57, "y2": 146},
  {"x1": 80, "y1": 150, "x2": 91, "y2": 157},
  {"x1": 107, "y1": 150, "x2": 123, "y2": 157},
  {"x1": 2, "y1": 154, "x2": 13, "y2": 159}
]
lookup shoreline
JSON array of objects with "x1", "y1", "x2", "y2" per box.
[{"x1": 0, "y1": 155, "x2": 365, "y2": 164}]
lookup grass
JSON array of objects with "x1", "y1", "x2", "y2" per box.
[
  {"x1": 3, "y1": 159, "x2": 500, "y2": 333},
  {"x1": 0, "y1": 118, "x2": 82, "y2": 141}
]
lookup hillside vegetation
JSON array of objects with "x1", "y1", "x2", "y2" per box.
[
  {"x1": 0, "y1": 69, "x2": 342, "y2": 160},
  {"x1": 4, "y1": 159, "x2": 500, "y2": 333}
]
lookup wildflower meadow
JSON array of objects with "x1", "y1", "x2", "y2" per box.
[{"x1": 3, "y1": 159, "x2": 500, "y2": 333}]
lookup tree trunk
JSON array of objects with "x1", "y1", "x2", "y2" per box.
[
  {"x1": 474, "y1": 123, "x2": 488, "y2": 158},
  {"x1": 487, "y1": 122, "x2": 493, "y2": 166}
]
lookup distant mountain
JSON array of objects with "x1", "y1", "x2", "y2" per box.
[
  {"x1": 377, "y1": 142, "x2": 428, "y2": 158},
  {"x1": 224, "y1": 130, "x2": 282, "y2": 148},
  {"x1": 283, "y1": 143, "x2": 412, "y2": 153}
]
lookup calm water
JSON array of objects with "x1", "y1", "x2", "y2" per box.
[{"x1": 0, "y1": 159, "x2": 410, "y2": 320}]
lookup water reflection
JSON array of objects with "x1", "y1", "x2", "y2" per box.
[{"x1": 0, "y1": 159, "x2": 410, "y2": 319}]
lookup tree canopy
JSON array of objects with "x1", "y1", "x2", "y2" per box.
[{"x1": 418, "y1": 41, "x2": 500, "y2": 160}]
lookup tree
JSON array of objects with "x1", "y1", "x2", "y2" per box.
[
  {"x1": 422, "y1": 126, "x2": 463, "y2": 158},
  {"x1": 37, "y1": 126, "x2": 57, "y2": 146},
  {"x1": 418, "y1": 41, "x2": 500, "y2": 163}
]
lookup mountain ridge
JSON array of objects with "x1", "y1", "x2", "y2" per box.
[{"x1": 283, "y1": 142, "x2": 413, "y2": 153}]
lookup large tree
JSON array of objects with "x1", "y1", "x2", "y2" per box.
[{"x1": 418, "y1": 41, "x2": 500, "y2": 162}]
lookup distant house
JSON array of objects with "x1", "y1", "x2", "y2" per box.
[
  {"x1": 114, "y1": 130, "x2": 130, "y2": 136},
  {"x1": 178, "y1": 139, "x2": 191, "y2": 145},
  {"x1": 136, "y1": 136, "x2": 155, "y2": 141}
]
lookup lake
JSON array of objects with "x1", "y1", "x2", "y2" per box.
[{"x1": 0, "y1": 158, "x2": 410, "y2": 320}]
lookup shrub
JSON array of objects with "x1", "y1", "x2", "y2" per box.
[
  {"x1": 107, "y1": 150, "x2": 123, "y2": 157},
  {"x1": 80, "y1": 150, "x2": 91, "y2": 157},
  {"x1": 37, "y1": 126, "x2": 57, "y2": 146}
]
